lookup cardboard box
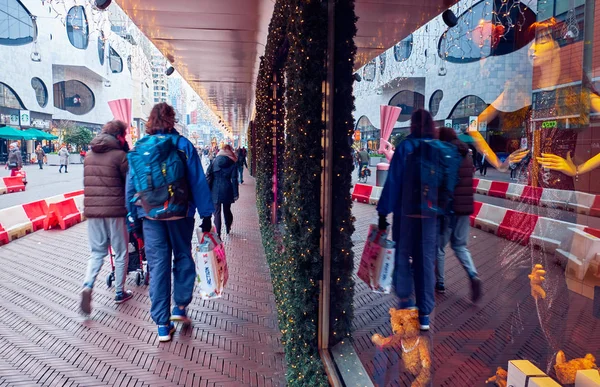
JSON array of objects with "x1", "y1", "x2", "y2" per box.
[
  {"x1": 507, "y1": 360, "x2": 546, "y2": 387},
  {"x1": 529, "y1": 376, "x2": 561, "y2": 387},
  {"x1": 576, "y1": 369, "x2": 600, "y2": 387}
]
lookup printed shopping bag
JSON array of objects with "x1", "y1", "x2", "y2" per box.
[
  {"x1": 195, "y1": 230, "x2": 229, "y2": 299},
  {"x1": 357, "y1": 224, "x2": 395, "y2": 294}
]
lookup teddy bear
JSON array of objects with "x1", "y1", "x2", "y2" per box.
[
  {"x1": 554, "y1": 350, "x2": 597, "y2": 384},
  {"x1": 372, "y1": 308, "x2": 431, "y2": 387},
  {"x1": 485, "y1": 367, "x2": 507, "y2": 387},
  {"x1": 529, "y1": 264, "x2": 546, "y2": 300}
]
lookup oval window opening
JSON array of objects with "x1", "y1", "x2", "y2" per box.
[
  {"x1": 53, "y1": 80, "x2": 95, "y2": 115},
  {"x1": 31, "y1": 77, "x2": 48, "y2": 108}
]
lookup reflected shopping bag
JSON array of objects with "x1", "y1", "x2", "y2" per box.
[
  {"x1": 357, "y1": 224, "x2": 395, "y2": 294},
  {"x1": 195, "y1": 230, "x2": 229, "y2": 299}
]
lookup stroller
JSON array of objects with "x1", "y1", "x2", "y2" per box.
[{"x1": 106, "y1": 229, "x2": 148, "y2": 287}]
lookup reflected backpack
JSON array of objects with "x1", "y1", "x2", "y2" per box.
[
  {"x1": 127, "y1": 134, "x2": 190, "y2": 219},
  {"x1": 402, "y1": 139, "x2": 460, "y2": 216}
]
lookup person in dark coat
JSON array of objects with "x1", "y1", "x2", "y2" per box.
[
  {"x1": 236, "y1": 147, "x2": 248, "y2": 184},
  {"x1": 436, "y1": 127, "x2": 482, "y2": 302},
  {"x1": 6, "y1": 142, "x2": 22, "y2": 176},
  {"x1": 81, "y1": 120, "x2": 133, "y2": 315},
  {"x1": 206, "y1": 144, "x2": 239, "y2": 238}
]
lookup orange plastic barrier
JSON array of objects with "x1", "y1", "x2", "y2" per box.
[
  {"x1": 22, "y1": 200, "x2": 49, "y2": 231},
  {"x1": 64, "y1": 190, "x2": 84, "y2": 198},
  {"x1": 352, "y1": 184, "x2": 373, "y2": 204},
  {"x1": 43, "y1": 198, "x2": 82, "y2": 230},
  {"x1": 0, "y1": 225, "x2": 8, "y2": 246},
  {"x1": 3, "y1": 176, "x2": 25, "y2": 193}
]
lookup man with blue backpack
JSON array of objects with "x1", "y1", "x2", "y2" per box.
[
  {"x1": 377, "y1": 109, "x2": 460, "y2": 331},
  {"x1": 126, "y1": 103, "x2": 215, "y2": 342}
]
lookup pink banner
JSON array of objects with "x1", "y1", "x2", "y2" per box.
[
  {"x1": 108, "y1": 99, "x2": 133, "y2": 147},
  {"x1": 379, "y1": 105, "x2": 402, "y2": 162}
]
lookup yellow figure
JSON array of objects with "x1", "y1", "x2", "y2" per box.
[
  {"x1": 554, "y1": 351, "x2": 597, "y2": 385},
  {"x1": 372, "y1": 308, "x2": 431, "y2": 387},
  {"x1": 529, "y1": 264, "x2": 546, "y2": 301},
  {"x1": 485, "y1": 367, "x2": 507, "y2": 387}
]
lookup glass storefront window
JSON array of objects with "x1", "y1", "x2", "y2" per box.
[
  {"x1": 66, "y1": 6, "x2": 89, "y2": 49},
  {"x1": 0, "y1": 82, "x2": 25, "y2": 109},
  {"x1": 389, "y1": 90, "x2": 425, "y2": 122},
  {"x1": 0, "y1": 0, "x2": 35, "y2": 46},
  {"x1": 109, "y1": 47, "x2": 123, "y2": 73},
  {"x1": 31, "y1": 77, "x2": 47, "y2": 108}
]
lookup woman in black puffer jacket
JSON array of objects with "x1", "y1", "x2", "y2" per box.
[
  {"x1": 436, "y1": 127, "x2": 482, "y2": 302},
  {"x1": 206, "y1": 144, "x2": 239, "y2": 238}
]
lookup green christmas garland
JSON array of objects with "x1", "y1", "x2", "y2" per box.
[{"x1": 250, "y1": 0, "x2": 357, "y2": 384}]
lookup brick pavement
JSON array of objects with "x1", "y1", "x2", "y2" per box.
[
  {"x1": 351, "y1": 201, "x2": 600, "y2": 386},
  {"x1": 0, "y1": 175, "x2": 286, "y2": 387}
]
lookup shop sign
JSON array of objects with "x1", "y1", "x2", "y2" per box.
[
  {"x1": 444, "y1": 119, "x2": 453, "y2": 128},
  {"x1": 468, "y1": 116, "x2": 478, "y2": 132},
  {"x1": 0, "y1": 114, "x2": 11, "y2": 124},
  {"x1": 478, "y1": 121, "x2": 487, "y2": 132},
  {"x1": 521, "y1": 137, "x2": 528, "y2": 149},
  {"x1": 20, "y1": 110, "x2": 30, "y2": 126},
  {"x1": 9, "y1": 114, "x2": 19, "y2": 126},
  {"x1": 354, "y1": 130, "x2": 361, "y2": 142},
  {"x1": 542, "y1": 120, "x2": 557, "y2": 129},
  {"x1": 31, "y1": 119, "x2": 50, "y2": 129}
]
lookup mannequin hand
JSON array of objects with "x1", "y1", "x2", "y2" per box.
[
  {"x1": 528, "y1": 264, "x2": 546, "y2": 300},
  {"x1": 536, "y1": 151, "x2": 577, "y2": 177},
  {"x1": 508, "y1": 149, "x2": 529, "y2": 164}
]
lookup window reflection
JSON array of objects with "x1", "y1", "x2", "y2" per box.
[
  {"x1": 66, "y1": 6, "x2": 88, "y2": 49},
  {"x1": 0, "y1": 0, "x2": 35, "y2": 46},
  {"x1": 0, "y1": 82, "x2": 25, "y2": 109}
]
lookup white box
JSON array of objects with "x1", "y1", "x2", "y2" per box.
[
  {"x1": 507, "y1": 360, "x2": 546, "y2": 387},
  {"x1": 576, "y1": 370, "x2": 600, "y2": 387},
  {"x1": 529, "y1": 376, "x2": 561, "y2": 387}
]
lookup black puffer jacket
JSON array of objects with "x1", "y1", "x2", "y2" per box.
[
  {"x1": 207, "y1": 155, "x2": 239, "y2": 204},
  {"x1": 450, "y1": 139, "x2": 474, "y2": 215}
]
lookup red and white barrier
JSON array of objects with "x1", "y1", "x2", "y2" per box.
[
  {"x1": 369, "y1": 186, "x2": 383, "y2": 205},
  {"x1": 539, "y1": 188, "x2": 574, "y2": 210},
  {"x1": 475, "y1": 179, "x2": 491, "y2": 195},
  {"x1": 0, "y1": 178, "x2": 6, "y2": 195},
  {"x1": 473, "y1": 203, "x2": 507, "y2": 234},
  {"x1": 530, "y1": 217, "x2": 584, "y2": 254},
  {"x1": 0, "y1": 206, "x2": 33, "y2": 241},
  {"x1": 569, "y1": 192, "x2": 596, "y2": 215},
  {"x1": 506, "y1": 183, "x2": 525, "y2": 201},
  {"x1": 352, "y1": 183, "x2": 373, "y2": 204}
]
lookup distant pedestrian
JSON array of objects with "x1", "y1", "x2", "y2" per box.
[
  {"x1": 80, "y1": 120, "x2": 133, "y2": 315},
  {"x1": 236, "y1": 147, "x2": 248, "y2": 184},
  {"x1": 358, "y1": 148, "x2": 369, "y2": 178},
  {"x1": 35, "y1": 145, "x2": 45, "y2": 170},
  {"x1": 6, "y1": 143, "x2": 22, "y2": 176},
  {"x1": 126, "y1": 103, "x2": 214, "y2": 342},
  {"x1": 436, "y1": 127, "x2": 482, "y2": 303},
  {"x1": 58, "y1": 145, "x2": 69, "y2": 173},
  {"x1": 479, "y1": 153, "x2": 489, "y2": 176},
  {"x1": 206, "y1": 144, "x2": 239, "y2": 239},
  {"x1": 377, "y1": 109, "x2": 460, "y2": 331}
]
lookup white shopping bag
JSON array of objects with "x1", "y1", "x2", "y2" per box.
[
  {"x1": 357, "y1": 224, "x2": 395, "y2": 294},
  {"x1": 195, "y1": 231, "x2": 229, "y2": 299},
  {"x1": 371, "y1": 241, "x2": 395, "y2": 294}
]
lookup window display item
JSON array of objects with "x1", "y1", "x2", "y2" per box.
[
  {"x1": 195, "y1": 230, "x2": 229, "y2": 299},
  {"x1": 371, "y1": 308, "x2": 431, "y2": 387},
  {"x1": 529, "y1": 377, "x2": 561, "y2": 387},
  {"x1": 357, "y1": 224, "x2": 395, "y2": 294},
  {"x1": 575, "y1": 369, "x2": 600, "y2": 387},
  {"x1": 485, "y1": 367, "x2": 507, "y2": 387},
  {"x1": 529, "y1": 264, "x2": 547, "y2": 300},
  {"x1": 554, "y1": 351, "x2": 597, "y2": 385},
  {"x1": 507, "y1": 360, "x2": 546, "y2": 387}
]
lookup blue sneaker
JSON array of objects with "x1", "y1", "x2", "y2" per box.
[
  {"x1": 158, "y1": 322, "x2": 176, "y2": 342},
  {"x1": 170, "y1": 306, "x2": 192, "y2": 325},
  {"x1": 114, "y1": 290, "x2": 133, "y2": 304},
  {"x1": 419, "y1": 315, "x2": 430, "y2": 331},
  {"x1": 398, "y1": 298, "x2": 418, "y2": 310}
]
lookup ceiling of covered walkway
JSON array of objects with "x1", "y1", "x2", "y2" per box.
[{"x1": 115, "y1": 0, "x2": 457, "y2": 136}]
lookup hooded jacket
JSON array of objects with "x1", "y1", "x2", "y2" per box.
[
  {"x1": 206, "y1": 151, "x2": 239, "y2": 204},
  {"x1": 449, "y1": 138, "x2": 474, "y2": 215},
  {"x1": 83, "y1": 133, "x2": 129, "y2": 218},
  {"x1": 7, "y1": 148, "x2": 22, "y2": 169}
]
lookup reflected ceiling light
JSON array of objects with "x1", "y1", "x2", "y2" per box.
[
  {"x1": 166, "y1": 66, "x2": 175, "y2": 76},
  {"x1": 353, "y1": 73, "x2": 362, "y2": 82},
  {"x1": 93, "y1": 0, "x2": 112, "y2": 10},
  {"x1": 442, "y1": 10, "x2": 458, "y2": 27}
]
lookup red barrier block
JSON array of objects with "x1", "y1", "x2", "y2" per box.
[
  {"x1": 488, "y1": 181, "x2": 509, "y2": 199},
  {"x1": 22, "y1": 200, "x2": 49, "y2": 231},
  {"x1": 521, "y1": 186, "x2": 543, "y2": 206},
  {"x1": 3, "y1": 176, "x2": 25, "y2": 193},
  {"x1": 64, "y1": 190, "x2": 84, "y2": 198},
  {"x1": 470, "y1": 201, "x2": 483, "y2": 227},
  {"x1": 43, "y1": 198, "x2": 82, "y2": 230},
  {"x1": 589, "y1": 196, "x2": 600, "y2": 217},
  {"x1": 472, "y1": 178, "x2": 479, "y2": 194},
  {"x1": 583, "y1": 227, "x2": 600, "y2": 239},
  {"x1": 0, "y1": 225, "x2": 8, "y2": 246},
  {"x1": 352, "y1": 184, "x2": 373, "y2": 204},
  {"x1": 498, "y1": 210, "x2": 539, "y2": 245}
]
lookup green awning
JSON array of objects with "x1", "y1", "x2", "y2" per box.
[
  {"x1": 24, "y1": 128, "x2": 58, "y2": 140},
  {"x1": 0, "y1": 126, "x2": 36, "y2": 140},
  {"x1": 458, "y1": 133, "x2": 476, "y2": 144}
]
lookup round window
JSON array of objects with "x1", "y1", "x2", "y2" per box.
[
  {"x1": 98, "y1": 32, "x2": 105, "y2": 65},
  {"x1": 31, "y1": 77, "x2": 48, "y2": 107},
  {"x1": 429, "y1": 90, "x2": 443, "y2": 117}
]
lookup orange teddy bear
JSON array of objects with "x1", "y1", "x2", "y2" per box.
[
  {"x1": 485, "y1": 367, "x2": 507, "y2": 387},
  {"x1": 554, "y1": 350, "x2": 597, "y2": 384},
  {"x1": 372, "y1": 308, "x2": 431, "y2": 387}
]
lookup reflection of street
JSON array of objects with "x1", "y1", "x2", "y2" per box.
[{"x1": 0, "y1": 164, "x2": 83, "y2": 209}]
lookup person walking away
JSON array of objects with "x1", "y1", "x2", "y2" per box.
[
  {"x1": 35, "y1": 145, "x2": 45, "y2": 169},
  {"x1": 58, "y1": 145, "x2": 69, "y2": 173},
  {"x1": 376, "y1": 109, "x2": 460, "y2": 331},
  {"x1": 236, "y1": 147, "x2": 248, "y2": 184},
  {"x1": 358, "y1": 148, "x2": 369, "y2": 178},
  {"x1": 436, "y1": 127, "x2": 482, "y2": 302},
  {"x1": 206, "y1": 144, "x2": 239, "y2": 238},
  {"x1": 479, "y1": 153, "x2": 488, "y2": 176},
  {"x1": 80, "y1": 120, "x2": 133, "y2": 315},
  {"x1": 6, "y1": 143, "x2": 22, "y2": 176},
  {"x1": 126, "y1": 103, "x2": 214, "y2": 342}
]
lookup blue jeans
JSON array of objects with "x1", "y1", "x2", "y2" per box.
[
  {"x1": 143, "y1": 217, "x2": 196, "y2": 325},
  {"x1": 393, "y1": 216, "x2": 437, "y2": 316},
  {"x1": 238, "y1": 165, "x2": 244, "y2": 183},
  {"x1": 436, "y1": 214, "x2": 478, "y2": 286}
]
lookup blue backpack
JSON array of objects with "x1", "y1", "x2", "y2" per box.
[
  {"x1": 402, "y1": 138, "x2": 460, "y2": 216},
  {"x1": 127, "y1": 134, "x2": 190, "y2": 219}
]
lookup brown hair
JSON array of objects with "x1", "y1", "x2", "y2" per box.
[
  {"x1": 438, "y1": 126, "x2": 458, "y2": 143},
  {"x1": 527, "y1": 17, "x2": 558, "y2": 41},
  {"x1": 221, "y1": 144, "x2": 234, "y2": 152},
  {"x1": 102, "y1": 120, "x2": 127, "y2": 136},
  {"x1": 147, "y1": 103, "x2": 176, "y2": 134},
  {"x1": 410, "y1": 109, "x2": 436, "y2": 138}
]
